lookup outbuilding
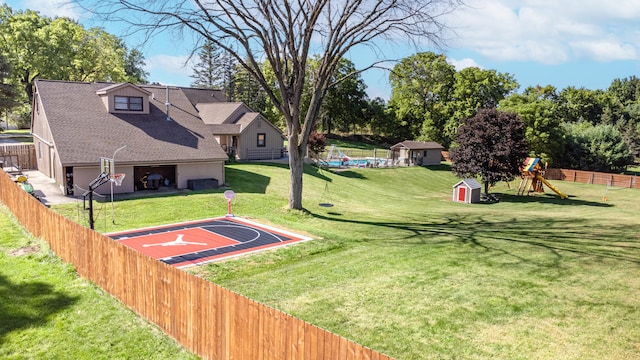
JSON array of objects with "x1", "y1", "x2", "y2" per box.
[
  {"x1": 389, "y1": 140, "x2": 444, "y2": 166},
  {"x1": 452, "y1": 178, "x2": 482, "y2": 203}
]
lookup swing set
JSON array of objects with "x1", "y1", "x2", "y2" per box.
[{"x1": 517, "y1": 157, "x2": 568, "y2": 199}]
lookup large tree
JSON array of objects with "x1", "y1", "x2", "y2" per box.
[
  {"x1": 499, "y1": 85, "x2": 565, "y2": 165},
  {"x1": 446, "y1": 67, "x2": 517, "y2": 146},
  {"x1": 388, "y1": 51, "x2": 455, "y2": 145},
  {"x1": 86, "y1": 0, "x2": 463, "y2": 210},
  {"x1": 190, "y1": 39, "x2": 236, "y2": 95},
  {"x1": 560, "y1": 122, "x2": 634, "y2": 172},
  {"x1": 450, "y1": 108, "x2": 528, "y2": 195},
  {"x1": 320, "y1": 58, "x2": 369, "y2": 135},
  {"x1": 0, "y1": 52, "x2": 19, "y2": 123},
  {"x1": 124, "y1": 46, "x2": 150, "y2": 84},
  {"x1": 0, "y1": 5, "x2": 148, "y2": 109}
]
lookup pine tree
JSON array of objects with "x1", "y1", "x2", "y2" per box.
[{"x1": 190, "y1": 39, "x2": 235, "y2": 95}]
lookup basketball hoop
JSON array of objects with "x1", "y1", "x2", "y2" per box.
[{"x1": 110, "y1": 173, "x2": 126, "y2": 186}]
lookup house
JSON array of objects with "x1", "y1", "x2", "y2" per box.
[
  {"x1": 452, "y1": 178, "x2": 482, "y2": 203},
  {"x1": 197, "y1": 101, "x2": 285, "y2": 161},
  {"x1": 30, "y1": 79, "x2": 284, "y2": 196},
  {"x1": 390, "y1": 141, "x2": 444, "y2": 166}
]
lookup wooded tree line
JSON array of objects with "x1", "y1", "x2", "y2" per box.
[
  {"x1": 0, "y1": 5, "x2": 148, "y2": 127},
  {"x1": 194, "y1": 46, "x2": 637, "y2": 172}
]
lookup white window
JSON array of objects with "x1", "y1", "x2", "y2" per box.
[{"x1": 114, "y1": 96, "x2": 143, "y2": 111}]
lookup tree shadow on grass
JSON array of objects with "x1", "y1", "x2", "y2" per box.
[
  {"x1": 485, "y1": 193, "x2": 613, "y2": 207},
  {"x1": 309, "y1": 212, "x2": 640, "y2": 266},
  {"x1": 0, "y1": 273, "x2": 78, "y2": 343}
]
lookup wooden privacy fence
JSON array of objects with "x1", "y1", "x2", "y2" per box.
[
  {"x1": 0, "y1": 143, "x2": 36, "y2": 170},
  {"x1": 0, "y1": 169, "x2": 392, "y2": 360},
  {"x1": 546, "y1": 168, "x2": 640, "y2": 189}
]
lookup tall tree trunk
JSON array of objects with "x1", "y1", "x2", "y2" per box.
[{"x1": 288, "y1": 137, "x2": 305, "y2": 210}]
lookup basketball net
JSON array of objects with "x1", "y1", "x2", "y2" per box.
[{"x1": 110, "y1": 173, "x2": 125, "y2": 187}]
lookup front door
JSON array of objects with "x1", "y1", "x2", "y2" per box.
[{"x1": 458, "y1": 187, "x2": 466, "y2": 202}]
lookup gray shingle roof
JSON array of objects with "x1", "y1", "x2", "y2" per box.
[
  {"x1": 34, "y1": 79, "x2": 228, "y2": 166},
  {"x1": 179, "y1": 87, "x2": 227, "y2": 105},
  {"x1": 390, "y1": 140, "x2": 444, "y2": 150},
  {"x1": 197, "y1": 102, "x2": 283, "y2": 137},
  {"x1": 453, "y1": 178, "x2": 482, "y2": 189}
]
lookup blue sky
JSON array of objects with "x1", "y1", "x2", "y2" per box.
[{"x1": 3, "y1": 0, "x2": 640, "y2": 100}]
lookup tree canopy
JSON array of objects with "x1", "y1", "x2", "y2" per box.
[
  {"x1": 0, "y1": 4, "x2": 148, "y2": 126},
  {"x1": 450, "y1": 108, "x2": 528, "y2": 195},
  {"x1": 0, "y1": 52, "x2": 19, "y2": 122},
  {"x1": 389, "y1": 52, "x2": 455, "y2": 145},
  {"x1": 388, "y1": 52, "x2": 517, "y2": 147}
]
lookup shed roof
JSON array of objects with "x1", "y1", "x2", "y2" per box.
[
  {"x1": 390, "y1": 140, "x2": 444, "y2": 150},
  {"x1": 453, "y1": 178, "x2": 482, "y2": 189},
  {"x1": 33, "y1": 79, "x2": 229, "y2": 166}
]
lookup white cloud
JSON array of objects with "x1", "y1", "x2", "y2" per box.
[
  {"x1": 21, "y1": 0, "x2": 81, "y2": 19},
  {"x1": 144, "y1": 54, "x2": 197, "y2": 86},
  {"x1": 448, "y1": 57, "x2": 480, "y2": 70},
  {"x1": 447, "y1": 0, "x2": 640, "y2": 64},
  {"x1": 570, "y1": 40, "x2": 638, "y2": 62},
  {"x1": 146, "y1": 54, "x2": 193, "y2": 75}
]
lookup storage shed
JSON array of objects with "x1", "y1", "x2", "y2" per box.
[{"x1": 452, "y1": 178, "x2": 482, "y2": 203}]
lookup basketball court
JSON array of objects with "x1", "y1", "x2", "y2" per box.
[{"x1": 107, "y1": 217, "x2": 312, "y2": 268}]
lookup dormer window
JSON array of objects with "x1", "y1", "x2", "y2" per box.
[{"x1": 115, "y1": 96, "x2": 143, "y2": 111}]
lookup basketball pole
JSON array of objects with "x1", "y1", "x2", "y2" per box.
[{"x1": 110, "y1": 145, "x2": 126, "y2": 224}]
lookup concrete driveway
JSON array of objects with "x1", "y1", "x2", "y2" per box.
[{"x1": 21, "y1": 170, "x2": 80, "y2": 206}]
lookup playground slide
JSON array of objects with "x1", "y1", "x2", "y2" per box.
[{"x1": 536, "y1": 175, "x2": 568, "y2": 199}]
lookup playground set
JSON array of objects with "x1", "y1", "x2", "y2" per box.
[{"x1": 517, "y1": 157, "x2": 568, "y2": 199}]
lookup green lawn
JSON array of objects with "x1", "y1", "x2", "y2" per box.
[
  {"x1": 1, "y1": 129, "x2": 32, "y2": 143},
  {"x1": 0, "y1": 207, "x2": 198, "y2": 359},
  {"x1": 49, "y1": 162, "x2": 640, "y2": 359}
]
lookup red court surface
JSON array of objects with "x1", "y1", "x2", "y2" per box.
[{"x1": 106, "y1": 216, "x2": 312, "y2": 268}]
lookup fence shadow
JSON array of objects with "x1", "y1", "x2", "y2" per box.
[{"x1": 0, "y1": 273, "x2": 78, "y2": 342}]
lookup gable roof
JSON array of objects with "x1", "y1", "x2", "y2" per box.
[
  {"x1": 197, "y1": 102, "x2": 283, "y2": 137},
  {"x1": 197, "y1": 102, "x2": 250, "y2": 125},
  {"x1": 453, "y1": 178, "x2": 482, "y2": 189},
  {"x1": 390, "y1": 140, "x2": 444, "y2": 150},
  {"x1": 95, "y1": 82, "x2": 151, "y2": 96},
  {"x1": 33, "y1": 79, "x2": 228, "y2": 166}
]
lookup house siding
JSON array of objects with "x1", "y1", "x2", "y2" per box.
[
  {"x1": 31, "y1": 93, "x2": 58, "y2": 181},
  {"x1": 176, "y1": 162, "x2": 225, "y2": 189},
  {"x1": 421, "y1": 150, "x2": 442, "y2": 166},
  {"x1": 240, "y1": 118, "x2": 284, "y2": 160}
]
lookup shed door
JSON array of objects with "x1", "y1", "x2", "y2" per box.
[{"x1": 458, "y1": 187, "x2": 466, "y2": 202}]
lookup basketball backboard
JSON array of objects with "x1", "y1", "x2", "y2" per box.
[{"x1": 100, "y1": 157, "x2": 114, "y2": 176}]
